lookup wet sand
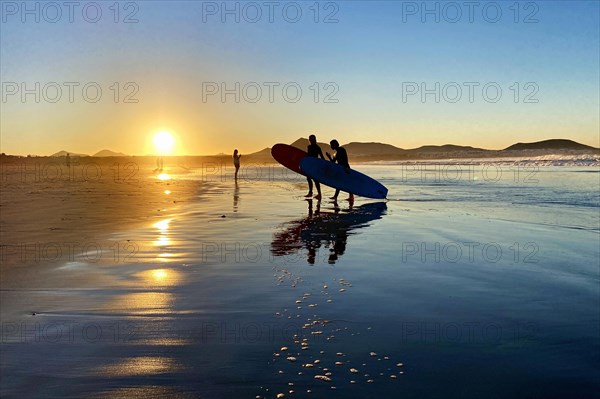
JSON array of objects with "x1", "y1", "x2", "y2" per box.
[
  {"x1": 0, "y1": 156, "x2": 203, "y2": 304},
  {"x1": 1, "y1": 160, "x2": 599, "y2": 398}
]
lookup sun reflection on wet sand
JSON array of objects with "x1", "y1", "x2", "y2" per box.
[
  {"x1": 106, "y1": 265, "x2": 181, "y2": 313},
  {"x1": 157, "y1": 253, "x2": 175, "y2": 262},
  {"x1": 108, "y1": 292, "x2": 174, "y2": 315},
  {"x1": 95, "y1": 356, "x2": 182, "y2": 377},
  {"x1": 153, "y1": 219, "x2": 171, "y2": 232},
  {"x1": 152, "y1": 219, "x2": 175, "y2": 261},
  {"x1": 92, "y1": 386, "x2": 188, "y2": 399},
  {"x1": 136, "y1": 268, "x2": 180, "y2": 287},
  {"x1": 157, "y1": 173, "x2": 171, "y2": 181},
  {"x1": 152, "y1": 268, "x2": 168, "y2": 281},
  {"x1": 155, "y1": 236, "x2": 171, "y2": 247}
]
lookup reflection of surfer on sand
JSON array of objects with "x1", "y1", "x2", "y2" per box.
[
  {"x1": 155, "y1": 156, "x2": 163, "y2": 172},
  {"x1": 271, "y1": 202, "x2": 386, "y2": 265},
  {"x1": 307, "y1": 198, "x2": 320, "y2": 217},
  {"x1": 306, "y1": 199, "x2": 321, "y2": 264},
  {"x1": 233, "y1": 180, "x2": 240, "y2": 212}
]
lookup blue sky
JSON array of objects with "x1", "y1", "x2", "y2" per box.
[{"x1": 1, "y1": 1, "x2": 598, "y2": 155}]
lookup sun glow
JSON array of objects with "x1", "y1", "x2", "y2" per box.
[{"x1": 153, "y1": 131, "x2": 175, "y2": 155}]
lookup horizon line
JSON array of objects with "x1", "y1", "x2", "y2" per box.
[{"x1": 2, "y1": 137, "x2": 599, "y2": 157}]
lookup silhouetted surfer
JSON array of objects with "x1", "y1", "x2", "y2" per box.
[
  {"x1": 233, "y1": 149, "x2": 241, "y2": 180},
  {"x1": 326, "y1": 139, "x2": 354, "y2": 201},
  {"x1": 305, "y1": 134, "x2": 324, "y2": 200}
]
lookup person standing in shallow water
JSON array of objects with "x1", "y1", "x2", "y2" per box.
[
  {"x1": 233, "y1": 149, "x2": 241, "y2": 180},
  {"x1": 326, "y1": 139, "x2": 354, "y2": 202},
  {"x1": 305, "y1": 134, "x2": 324, "y2": 200}
]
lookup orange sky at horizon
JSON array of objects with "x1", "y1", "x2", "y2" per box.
[
  {"x1": 1, "y1": 130, "x2": 598, "y2": 157},
  {"x1": 2, "y1": 86, "x2": 598, "y2": 156},
  {"x1": 2, "y1": 106, "x2": 599, "y2": 156},
  {"x1": 1, "y1": 127, "x2": 597, "y2": 157}
]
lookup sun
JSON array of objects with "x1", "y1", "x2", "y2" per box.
[{"x1": 153, "y1": 131, "x2": 175, "y2": 155}]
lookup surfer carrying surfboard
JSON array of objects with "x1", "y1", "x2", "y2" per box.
[
  {"x1": 326, "y1": 140, "x2": 355, "y2": 201},
  {"x1": 305, "y1": 135, "x2": 324, "y2": 200}
]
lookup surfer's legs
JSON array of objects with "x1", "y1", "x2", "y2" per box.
[
  {"x1": 306, "y1": 177, "x2": 313, "y2": 197},
  {"x1": 314, "y1": 181, "x2": 322, "y2": 200},
  {"x1": 331, "y1": 189, "x2": 340, "y2": 200}
]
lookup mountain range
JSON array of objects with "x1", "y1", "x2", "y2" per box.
[
  {"x1": 50, "y1": 149, "x2": 128, "y2": 157},
  {"x1": 246, "y1": 138, "x2": 598, "y2": 161},
  {"x1": 42, "y1": 139, "x2": 598, "y2": 161}
]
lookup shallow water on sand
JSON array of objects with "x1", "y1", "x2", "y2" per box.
[{"x1": 1, "y1": 165, "x2": 599, "y2": 398}]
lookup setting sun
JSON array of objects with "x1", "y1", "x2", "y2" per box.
[{"x1": 153, "y1": 131, "x2": 175, "y2": 155}]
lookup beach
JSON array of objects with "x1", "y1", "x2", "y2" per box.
[{"x1": 1, "y1": 157, "x2": 599, "y2": 398}]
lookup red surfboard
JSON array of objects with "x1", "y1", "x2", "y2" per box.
[{"x1": 271, "y1": 143, "x2": 308, "y2": 175}]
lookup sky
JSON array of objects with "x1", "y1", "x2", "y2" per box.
[{"x1": 1, "y1": 0, "x2": 599, "y2": 156}]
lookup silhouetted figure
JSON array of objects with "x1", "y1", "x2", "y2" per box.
[
  {"x1": 305, "y1": 134, "x2": 324, "y2": 200},
  {"x1": 233, "y1": 149, "x2": 241, "y2": 180},
  {"x1": 65, "y1": 153, "x2": 70, "y2": 168},
  {"x1": 326, "y1": 139, "x2": 354, "y2": 201}
]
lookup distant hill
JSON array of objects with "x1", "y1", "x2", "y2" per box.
[
  {"x1": 504, "y1": 139, "x2": 596, "y2": 151},
  {"x1": 277, "y1": 139, "x2": 488, "y2": 157},
  {"x1": 345, "y1": 142, "x2": 405, "y2": 156},
  {"x1": 272, "y1": 138, "x2": 487, "y2": 159},
  {"x1": 50, "y1": 150, "x2": 89, "y2": 157},
  {"x1": 93, "y1": 149, "x2": 128, "y2": 157},
  {"x1": 50, "y1": 149, "x2": 128, "y2": 157},
  {"x1": 290, "y1": 139, "x2": 406, "y2": 156},
  {"x1": 411, "y1": 144, "x2": 484, "y2": 153},
  {"x1": 248, "y1": 147, "x2": 272, "y2": 157}
]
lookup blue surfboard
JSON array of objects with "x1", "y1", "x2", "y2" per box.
[{"x1": 300, "y1": 157, "x2": 388, "y2": 199}]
